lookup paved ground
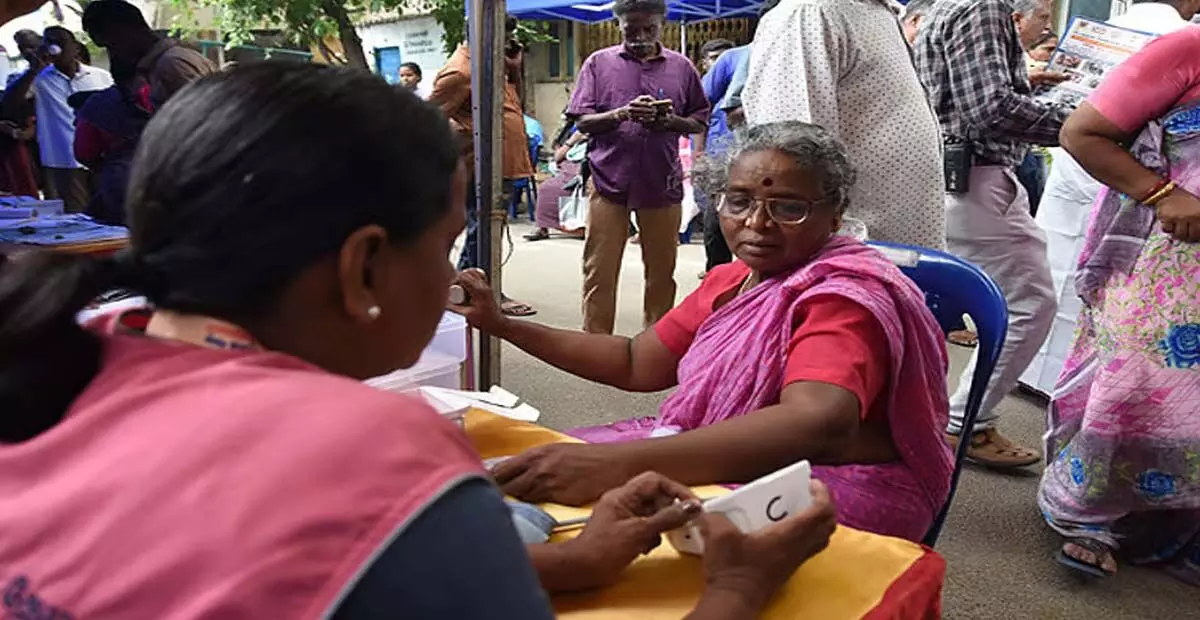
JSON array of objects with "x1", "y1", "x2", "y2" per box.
[{"x1": 480, "y1": 220, "x2": 1197, "y2": 619}]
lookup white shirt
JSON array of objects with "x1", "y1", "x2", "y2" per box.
[
  {"x1": 1039, "y1": 4, "x2": 1189, "y2": 230},
  {"x1": 1110, "y1": 2, "x2": 1190, "y2": 33},
  {"x1": 33, "y1": 63, "x2": 114, "y2": 169},
  {"x1": 743, "y1": 0, "x2": 946, "y2": 249}
]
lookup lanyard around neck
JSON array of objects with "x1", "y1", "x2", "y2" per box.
[{"x1": 144, "y1": 310, "x2": 263, "y2": 352}]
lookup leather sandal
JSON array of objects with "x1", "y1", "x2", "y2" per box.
[
  {"x1": 945, "y1": 428, "x2": 1041, "y2": 468},
  {"x1": 948, "y1": 329, "x2": 978, "y2": 348}
]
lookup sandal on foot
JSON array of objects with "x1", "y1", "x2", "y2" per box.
[
  {"x1": 948, "y1": 329, "x2": 978, "y2": 348},
  {"x1": 1056, "y1": 538, "x2": 1117, "y2": 578},
  {"x1": 501, "y1": 297, "x2": 537, "y2": 317},
  {"x1": 523, "y1": 228, "x2": 550, "y2": 242},
  {"x1": 945, "y1": 428, "x2": 1041, "y2": 469}
]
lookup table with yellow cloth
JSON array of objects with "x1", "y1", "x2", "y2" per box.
[{"x1": 465, "y1": 410, "x2": 946, "y2": 620}]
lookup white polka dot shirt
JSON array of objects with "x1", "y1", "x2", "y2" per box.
[{"x1": 744, "y1": 0, "x2": 946, "y2": 250}]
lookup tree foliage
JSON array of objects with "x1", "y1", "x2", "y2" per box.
[
  {"x1": 169, "y1": 0, "x2": 555, "y2": 67},
  {"x1": 168, "y1": 0, "x2": 459, "y2": 67},
  {"x1": 168, "y1": 0, "x2": 418, "y2": 68}
]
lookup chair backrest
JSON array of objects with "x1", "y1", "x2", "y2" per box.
[
  {"x1": 867, "y1": 241, "x2": 1009, "y2": 547},
  {"x1": 524, "y1": 115, "x2": 544, "y2": 167},
  {"x1": 528, "y1": 134, "x2": 543, "y2": 170}
]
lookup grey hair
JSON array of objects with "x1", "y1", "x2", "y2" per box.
[
  {"x1": 1011, "y1": 0, "x2": 1043, "y2": 16},
  {"x1": 903, "y1": 0, "x2": 936, "y2": 19},
  {"x1": 692, "y1": 122, "x2": 857, "y2": 214}
]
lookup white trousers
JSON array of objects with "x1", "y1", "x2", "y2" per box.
[{"x1": 945, "y1": 166, "x2": 1055, "y2": 433}]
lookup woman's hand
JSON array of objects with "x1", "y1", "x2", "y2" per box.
[
  {"x1": 449, "y1": 268, "x2": 508, "y2": 334},
  {"x1": 0, "y1": 121, "x2": 22, "y2": 141},
  {"x1": 691, "y1": 480, "x2": 838, "y2": 617},
  {"x1": 493, "y1": 443, "x2": 634, "y2": 506},
  {"x1": 1156, "y1": 188, "x2": 1200, "y2": 243},
  {"x1": 552, "y1": 472, "x2": 702, "y2": 592}
]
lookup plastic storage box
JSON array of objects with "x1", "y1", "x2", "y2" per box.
[{"x1": 365, "y1": 312, "x2": 469, "y2": 393}]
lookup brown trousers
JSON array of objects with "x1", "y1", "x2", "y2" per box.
[
  {"x1": 44, "y1": 167, "x2": 91, "y2": 213},
  {"x1": 582, "y1": 186, "x2": 681, "y2": 334}
]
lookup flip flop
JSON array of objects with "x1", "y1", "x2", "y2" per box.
[
  {"x1": 501, "y1": 298, "x2": 537, "y2": 317},
  {"x1": 1056, "y1": 538, "x2": 1116, "y2": 578}
]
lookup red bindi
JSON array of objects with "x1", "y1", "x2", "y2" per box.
[{"x1": 761, "y1": 177, "x2": 774, "y2": 187}]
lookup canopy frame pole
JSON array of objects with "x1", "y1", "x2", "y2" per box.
[{"x1": 468, "y1": 0, "x2": 507, "y2": 388}]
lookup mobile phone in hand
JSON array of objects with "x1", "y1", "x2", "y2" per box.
[{"x1": 651, "y1": 99, "x2": 672, "y2": 119}]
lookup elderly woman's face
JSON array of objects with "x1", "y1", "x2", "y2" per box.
[{"x1": 719, "y1": 149, "x2": 842, "y2": 277}]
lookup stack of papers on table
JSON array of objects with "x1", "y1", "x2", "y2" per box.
[
  {"x1": 0, "y1": 196, "x2": 64, "y2": 219},
  {"x1": 398, "y1": 386, "x2": 541, "y2": 427},
  {"x1": 0, "y1": 213, "x2": 128, "y2": 246}
]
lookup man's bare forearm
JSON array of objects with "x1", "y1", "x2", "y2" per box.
[
  {"x1": 666, "y1": 115, "x2": 706, "y2": 135},
  {"x1": 575, "y1": 110, "x2": 624, "y2": 135}
]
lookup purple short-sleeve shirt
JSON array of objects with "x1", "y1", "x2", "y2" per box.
[{"x1": 567, "y1": 45, "x2": 709, "y2": 210}]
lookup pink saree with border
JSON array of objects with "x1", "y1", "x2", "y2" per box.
[{"x1": 571, "y1": 237, "x2": 953, "y2": 542}]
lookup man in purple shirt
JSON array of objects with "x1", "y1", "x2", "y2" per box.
[{"x1": 567, "y1": 0, "x2": 709, "y2": 334}]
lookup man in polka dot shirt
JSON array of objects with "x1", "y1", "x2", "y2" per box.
[{"x1": 741, "y1": 0, "x2": 946, "y2": 251}]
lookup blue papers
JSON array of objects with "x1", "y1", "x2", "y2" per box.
[{"x1": 0, "y1": 213, "x2": 128, "y2": 246}]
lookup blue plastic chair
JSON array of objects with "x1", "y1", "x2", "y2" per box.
[
  {"x1": 509, "y1": 131, "x2": 543, "y2": 220},
  {"x1": 867, "y1": 241, "x2": 1009, "y2": 547}
]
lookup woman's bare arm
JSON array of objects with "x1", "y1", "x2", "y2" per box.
[
  {"x1": 0, "y1": 0, "x2": 48, "y2": 24},
  {"x1": 495, "y1": 319, "x2": 679, "y2": 393},
  {"x1": 454, "y1": 269, "x2": 678, "y2": 392},
  {"x1": 494, "y1": 382, "x2": 863, "y2": 507},
  {"x1": 1060, "y1": 102, "x2": 1162, "y2": 198},
  {"x1": 609, "y1": 382, "x2": 861, "y2": 485}
]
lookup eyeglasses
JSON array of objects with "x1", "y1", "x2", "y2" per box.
[{"x1": 716, "y1": 192, "x2": 830, "y2": 226}]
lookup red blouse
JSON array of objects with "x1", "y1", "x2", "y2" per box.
[{"x1": 655, "y1": 261, "x2": 890, "y2": 422}]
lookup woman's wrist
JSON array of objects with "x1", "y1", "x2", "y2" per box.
[
  {"x1": 490, "y1": 314, "x2": 518, "y2": 340},
  {"x1": 530, "y1": 537, "x2": 611, "y2": 594},
  {"x1": 687, "y1": 584, "x2": 766, "y2": 620},
  {"x1": 605, "y1": 442, "x2": 651, "y2": 486},
  {"x1": 1142, "y1": 178, "x2": 1177, "y2": 207}
]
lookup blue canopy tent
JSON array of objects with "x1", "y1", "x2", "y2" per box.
[
  {"x1": 506, "y1": 0, "x2": 768, "y2": 50},
  {"x1": 506, "y1": 0, "x2": 767, "y2": 23}
]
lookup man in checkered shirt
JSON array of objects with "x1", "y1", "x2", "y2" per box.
[{"x1": 913, "y1": 0, "x2": 1070, "y2": 470}]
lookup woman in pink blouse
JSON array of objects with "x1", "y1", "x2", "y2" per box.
[
  {"x1": 0, "y1": 63, "x2": 835, "y2": 619},
  {"x1": 1040, "y1": 26, "x2": 1200, "y2": 583}
]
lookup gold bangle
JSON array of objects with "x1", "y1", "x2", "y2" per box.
[{"x1": 1144, "y1": 181, "x2": 1177, "y2": 207}]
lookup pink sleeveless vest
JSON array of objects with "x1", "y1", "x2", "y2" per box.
[{"x1": 0, "y1": 331, "x2": 485, "y2": 619}]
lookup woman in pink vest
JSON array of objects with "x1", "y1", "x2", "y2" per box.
[{"x1": 0, "y1": 63, "x2": 835, "y2": 619}]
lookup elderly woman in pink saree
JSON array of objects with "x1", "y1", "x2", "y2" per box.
[
  {"x1": 1039, "y1": 27, "x2": 1200, "y2": 582},
  {"x1": 454, "y1": 122, "x2": 953, "y2": 542}
]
